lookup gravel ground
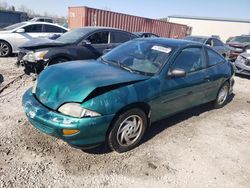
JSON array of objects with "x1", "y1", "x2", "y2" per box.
[{"x1": 0, "y1": 57, "x2": 250, "y2": 188}]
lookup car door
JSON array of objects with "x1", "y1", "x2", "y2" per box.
[
  {"x1": 43, "y1": 24, "x2": 67, "y2": 38},
  {"x1": 12, "y1": 24, "x2": 43, "y2": 50},
  {"x1": 203, "y1": 48, "x2": 227, "y2": 102},
  {"x1": 110, "y1": 31, "x2": 137, "y2": 48},
  {"x1": 212, "y1": 38, "x2": 227, "y2": 56},
  {"x1": 23, "y1": 24, "x2": 44, "y2": 38},
  {"x1": 151, "y1": 46, "x2": 208, "y2": 121},
  {"x1": 74, "y1": 31, "x2": 111, "y2": 60}
]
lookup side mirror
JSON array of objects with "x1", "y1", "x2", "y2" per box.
[
  {"x1": 168, "y1": 68, "x2": 186, "y2": 78},
  {"x1": 80, "y1": 40, "x2": 91, "y2": 46},
  {"x1": 16, "y1": 28, "x2": 25, "y2": 33}
]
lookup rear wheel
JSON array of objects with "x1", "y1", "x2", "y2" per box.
[
  {"x1": 108, "y1": 108, "x2": 147, "y2": 153},
  {"x1": 214, "y1": 82, "x2": 229, "y2": 108},
  {"x1": 0, "y1": 41, "x2": 11, "y2": 57}
]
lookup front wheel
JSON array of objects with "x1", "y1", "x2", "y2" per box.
[
  {"x1": 0, "y1": 41, "x2": 11, "y2": 57},
  {"x1": 214, "y1": 82, "x2": 229, "y2": 108},
  {"x1": 108, "y1": 108, "x2": 147, "y2": 153}
]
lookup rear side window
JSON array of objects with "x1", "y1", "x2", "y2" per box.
[
  {"x1": 212, "y1": 39, "x2": 223, "y2": 46},
  {"x1": 24, "y1": 24, "x2": 43, "y2": 33},
  {"x1": 171, "y1": 47, "x2": 205, "y2": 73},
  {"x1": 111, "y1": 31, "x2": 135, "y2": 43},
  {"x1": 207, "y1": 49, "x2": 224, "y2": 67},
  {"x1": 43, "y1": 24, "x2": 65, "y2": 33},
  {"x1": 87, "y1": 31, "x2": 109, "y2": 44}
]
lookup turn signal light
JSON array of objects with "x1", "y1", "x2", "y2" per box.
[{"x1": 62, "y1": 129, "x2": 80, "y2": 136}]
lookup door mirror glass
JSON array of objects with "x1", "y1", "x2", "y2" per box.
[
  {"x1": 16, "y1": 28, "x2": 25, "y2": 33},
  {"x1": 168, "y1": 68, "x2": 186, "y2": 78}
]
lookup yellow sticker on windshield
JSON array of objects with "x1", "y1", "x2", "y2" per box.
[{"x1": 151, "y1": 46, "x2": 171, "y2": 53}]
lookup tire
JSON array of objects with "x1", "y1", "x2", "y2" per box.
[
  {"x1": 49, "y1": 57, "x2": 69, "y2": 65},
  {"x1": 108, "y1": 108, "x2": 147, "y2": 153},
  {"x1": 0, "y1": 41, "x2": 11, "y2": 57},
  {"x1": 214, "y1": 82, "x2": 229, "y2": 108}
]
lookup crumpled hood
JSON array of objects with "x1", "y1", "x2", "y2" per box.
[
  {"x1": 35, "y1": 60, "x2": 148, "y2": 110},
  {"x1": 240, "y1": 52, "x2": 250, "y2": 60},
  {"x1": 19, "y1": 38, "x2": 66, "y2": 50}
]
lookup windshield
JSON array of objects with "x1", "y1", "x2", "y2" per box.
[
  {"x1": 101, "y1": 40, "x2": 173, "y2": 75},
  {"x1": 2, "y1": 22, "x2": 26, "y2": 31},
  {"x1": 230, "y1": 36, "x2": 250, "y2": 43},
  {"x1": 184, "y1": 36, "x2": 207, "y2": 44},
  {"x1": 56, "y1": 28, "x2": 89, "y2": 44}
]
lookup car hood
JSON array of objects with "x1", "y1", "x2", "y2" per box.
[
  {"x1": 35, "y1": 60, "x2": 149, "y2": 110},
  {"x1": 19, "y1": 38, "x2": 67, "y2": 50},
  {"x1": 0, "y1": 30, "x2": 11, "y2": 34}
]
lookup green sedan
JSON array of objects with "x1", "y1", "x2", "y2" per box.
[{"x1": 22, "y1": 38, "x2": 235, "y2": 153}]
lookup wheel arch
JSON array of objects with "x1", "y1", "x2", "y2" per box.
[
  {"x1": 48, "y1": 54, "x2": 72, "y2": 65},
  {"x1": 106, "y1": 102, "x2": 151, "y2": 137}
]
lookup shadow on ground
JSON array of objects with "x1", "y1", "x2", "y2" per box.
[
  {"x1": 83, "y1": 94, "x2": 235, "y2": 154},
  {"x1": 0, "y1": 74, "x2": 4, "y2": 85}
]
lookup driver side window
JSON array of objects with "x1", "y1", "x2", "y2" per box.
[
  {"x1": 87, "y1": 31, "x2": 109, "y2": 44},
  {"x1": 171, "y1": 47, "x2": 205, "y2": 73}
]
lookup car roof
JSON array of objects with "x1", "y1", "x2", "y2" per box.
[
  {"x1": 133, "y1": 37, "x2": 202, "y2": 48},
  {"x1": 21, "y1": 21, "x2": 68, "y2": 29},
  {"x1": 75, "y1": 26, "x2": 127, "y2": 32},
  {"x1": 185, "y1": 35, "x2": 210, "y2": 39},
  {"x1": 31, "y1": 17, "x2": 52, "y2": 19}
]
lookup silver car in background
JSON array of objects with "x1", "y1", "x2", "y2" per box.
[
  {"x1": 184, "y1": 36, "x2": 231, "y2": 58},
  {"x1": 234, "y1": 49, "x2": 250, "y2": 76},
  {"x1": 0, "y1": 22, "x2": 68, "y2": 57}
]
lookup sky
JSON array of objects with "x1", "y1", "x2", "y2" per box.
[{"x1": 3, "y1": 0, "x2": 250, "y2": 20}]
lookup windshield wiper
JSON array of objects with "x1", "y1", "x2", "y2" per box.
[{"x1": 100, "y1": 58, "x2": 147, "y2": 75}]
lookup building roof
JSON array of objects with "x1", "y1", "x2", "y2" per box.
[{"x1": 168, "y1": 15, "x2": 250, "y2": 23}]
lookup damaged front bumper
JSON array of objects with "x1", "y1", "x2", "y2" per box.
[
  {"x1": 17, "y1": 59, "x2": 47, "y2": 75},
  {"x1": 22, "y1": 89, "x2": 115, "y2": 147},
  {"x1": 234, "y1": 59, "x2": 250, "y2": 76},
  {"x1": 16, "y1": 51, "x2": 48, "y2": 75}
]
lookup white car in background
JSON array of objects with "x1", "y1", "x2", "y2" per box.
[{"x1": 0, "y1": 22, "x2": 68, "y2": 57}]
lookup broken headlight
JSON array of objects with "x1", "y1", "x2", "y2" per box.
[
  {"x1": 23, "y1": 50, "x2": 48, "y2": 62},
  {"x1": 58, "y1": 103, "x2": 101, "y2": 118}
]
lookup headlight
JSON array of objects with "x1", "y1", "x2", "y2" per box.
[
  {"x1": 23, "y1": 50, "x2": 48, "y2": 62},
  {"x1": 58, "y1": 103, "x2": 101, "y2": 118},
  {"x1": 32, "y1": 79, "x2": 38, "y2": 94},
  {"x1": 246, "y1": 49, "x2": 250, "y2": 53}
]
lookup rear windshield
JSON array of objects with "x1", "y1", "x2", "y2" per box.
[
  {"x1": 230, "y1": 36, "x2": 250, "y2": 43},
  {"x1": 184, "y1": 36, "x2": 207, "y2": 44}
]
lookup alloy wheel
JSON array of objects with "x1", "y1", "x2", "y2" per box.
[
  {"x1": 217, "y1": 85, "x2": 229, "y2": 105},
  {"x1": 0, "y1": 42, "x2": 9, "y2": 57},
  {"x1": 116, "y1": 115, "x2": 143, "y2": 146}
]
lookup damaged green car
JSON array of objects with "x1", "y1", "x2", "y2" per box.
[{"x1": 22, "y1": 38, "x2": 234, "y2": 153}]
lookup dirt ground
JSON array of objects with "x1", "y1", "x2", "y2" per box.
[{"x1": 0, "y1": 57, "x2": 249, "y2": 188}]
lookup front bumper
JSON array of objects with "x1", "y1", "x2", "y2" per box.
[
  {"x1": 234, "y1": 60, "x2": 250, "y2": 76},
  {"x1": 16, "y1": 51, "x2": 47, "y2": 74},
  {"x1": 22, "y1": 89, "x2": 115, "y2": 147}
]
